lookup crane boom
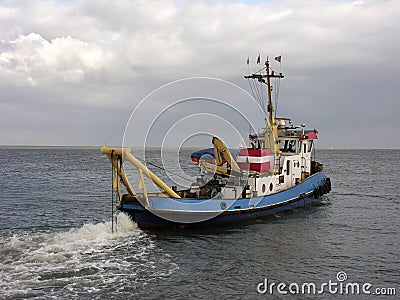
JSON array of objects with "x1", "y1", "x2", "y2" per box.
[{"x1": 212, "y1": 137, "x2": 242, "y2": 175}]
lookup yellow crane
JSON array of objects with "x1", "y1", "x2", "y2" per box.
[
  {"x1": 199, "y1": 137, "x2": 242, "y2": 177},
  {"x1": 101, "y1": 146, "x2": 181, "y2": 200}
]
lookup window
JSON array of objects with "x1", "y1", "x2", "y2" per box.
[
  {"x1": 281, "y1": 140, "x2": 296, "y2": 153},
  {"x1": 286, "y1": 160, "x2": 290, "y2": 175},
  {"x1": 308, "y1": 141, "x2": 314, "y2": 152},
  {"x1": 288, "y1": 140, "x2": 296, "y2": 152}
]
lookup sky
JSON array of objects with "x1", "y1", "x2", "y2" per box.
[{"x1": 0, "y1": 0, "x2": 399, "y2": 149}]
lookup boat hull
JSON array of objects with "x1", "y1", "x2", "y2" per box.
[{"x1": 119, "y1": 171, "x2": 330, "y2": 229}]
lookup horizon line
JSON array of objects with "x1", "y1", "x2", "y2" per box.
[{"x1": 0, "y1": 145, "x2": 399, "y2": 150}]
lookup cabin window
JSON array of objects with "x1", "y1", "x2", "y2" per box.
[
  {"x1": 281, "y1": 140, "x2": 296, "y2": 153},
  {"x1": 308, "y1": 141, "x2": 314, "y2": 152},
  {"x1": 304, "y1": 143, "x2": 307, "y2": 153},
  {"x1": 286, "y1": 160, "x2": 290, "y2": 175}
]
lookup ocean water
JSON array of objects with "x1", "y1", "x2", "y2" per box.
[{"x1": 0, "y1": 148, "x2": 399, "y2": 299}]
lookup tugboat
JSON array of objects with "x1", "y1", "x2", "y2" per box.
[{"x1": 101, "y1": 57, "x2": 331, "y2": 229}]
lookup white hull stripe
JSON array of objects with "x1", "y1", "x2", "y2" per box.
[{"x1": 236, "y1": 156, "x2": 272, "y2": 163}]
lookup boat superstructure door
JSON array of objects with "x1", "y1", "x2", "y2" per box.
[
  {"x1": 299, "y1": 139, "x2": 313, "y2": 175},
  {"x1": 286, "y1": 159, "x2": 292, "y2": 186}
]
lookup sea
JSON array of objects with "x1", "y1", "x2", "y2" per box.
[{"x1": 0, "y1": 148, "x2": 398, "y2": 299}]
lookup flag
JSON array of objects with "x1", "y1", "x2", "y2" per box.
[
  {"x1": 275, "y1": 55, "x2": 282, "y2": 63},
  {"x1": 246, "y1": 57, "x2": 249, "y2": 65},
  {"x1": 257, "y1": 54, "x2": 260, "y2": 64}
]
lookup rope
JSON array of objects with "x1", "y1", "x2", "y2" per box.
[
  {"x1": 115, "y1": 156, "x2": 123, "y2": 232},
  {"x1": 136, "y1": 156, "x2": 192, "y2": 181},
  {"x1": 246, "y1": 62, "x2": 270, "y2": 114},
  {"x1": 247, "y1": 79, "x2": 259, "y2": 109},
  {"x1": 275, "y1": 55, "x2": 282, "y2": 116},
  {"x1": 259, "y1": 80, "x2": 265, "y2": 113},
  {"x1": 274, "y1": 77, "x2": 278, "y2": 116},
  {"x1": 111, "y1": 151, "x2": 114, "y2": 234},
  {"x1": 248, "y1": 78, "x2": 264, "y2": 113},
  {"x1": 250, "y1": 79, "x2": 260, "y2": 105}
]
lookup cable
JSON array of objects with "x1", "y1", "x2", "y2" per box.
[
  {"x1": 250, "y1": 79, "x2": 264, "y2": 112},
  {"x1": 111, "y1": 151, "x2": 114, "y2": 234},
  {"x1": 259, "y1": 80, "x2": 266, "y2": 113},
  {"x1": 136, "y1": 156, "x2": 192, "y2": 181},
  {"x1": 247, "y1": 79, "x2": 259, "y2": 109}
]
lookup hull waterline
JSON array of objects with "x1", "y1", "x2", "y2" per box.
[{"x1": 119, "y1": 171, "x2": 331, "y2": 229}]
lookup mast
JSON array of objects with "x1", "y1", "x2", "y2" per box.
[
  {"x1": 265, "y1": 59, "x2": 283, "y2": 158},
  {"x1": 244, "y1": 57, "x2": 284, "y2": 160}
]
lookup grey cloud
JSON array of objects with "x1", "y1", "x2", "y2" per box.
[{"x1": 0, "y1": 0, "x2": 399, "y2": 148}]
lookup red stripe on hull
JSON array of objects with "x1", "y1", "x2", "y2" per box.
[
  {"x1": 239, "y1": 148, "x2": 272, "y2": 156},
  {"x1": 237, "y1": 162, "x2": 270, "y2": 173}
]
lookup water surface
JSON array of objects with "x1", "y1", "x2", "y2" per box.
[{"x1": 0, "y1": 148, "x2": 398, "y2": 299}]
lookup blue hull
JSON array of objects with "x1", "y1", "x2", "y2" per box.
[{"x1": 120, "y1": 171, "x2": 331, "y2": 229}]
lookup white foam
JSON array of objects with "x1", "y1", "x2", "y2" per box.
[
  {"x1": 0, "y1": 213, "x2": 178, "y2": 298},
  {"x1": 51, "y1": 212, "x2": 139, "y2": 250},
  {"x1": 4, "y1": 213, "x2": 140, "y2": 264}
]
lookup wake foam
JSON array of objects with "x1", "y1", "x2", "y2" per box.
[
  {"x1": 52, "y1": 212, "x2": 139, "y2": 250},
  {"x1": 0, "y1": 213, "x2": 173, "y2": 298},
  {"x1": 3, "y1": 213, "x2": 140, "y2": 264}
]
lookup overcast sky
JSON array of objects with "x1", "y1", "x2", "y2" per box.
[{"x1": 0, "y1": 0, "x2": 399, "y2": 149}]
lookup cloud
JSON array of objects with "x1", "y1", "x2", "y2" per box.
[
  {"x1": 0, "y1": 33, "x2": 111, "y2": 85},
  {"x1": 0, "y1": 0, "x2": 399, "y2": 147}
]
